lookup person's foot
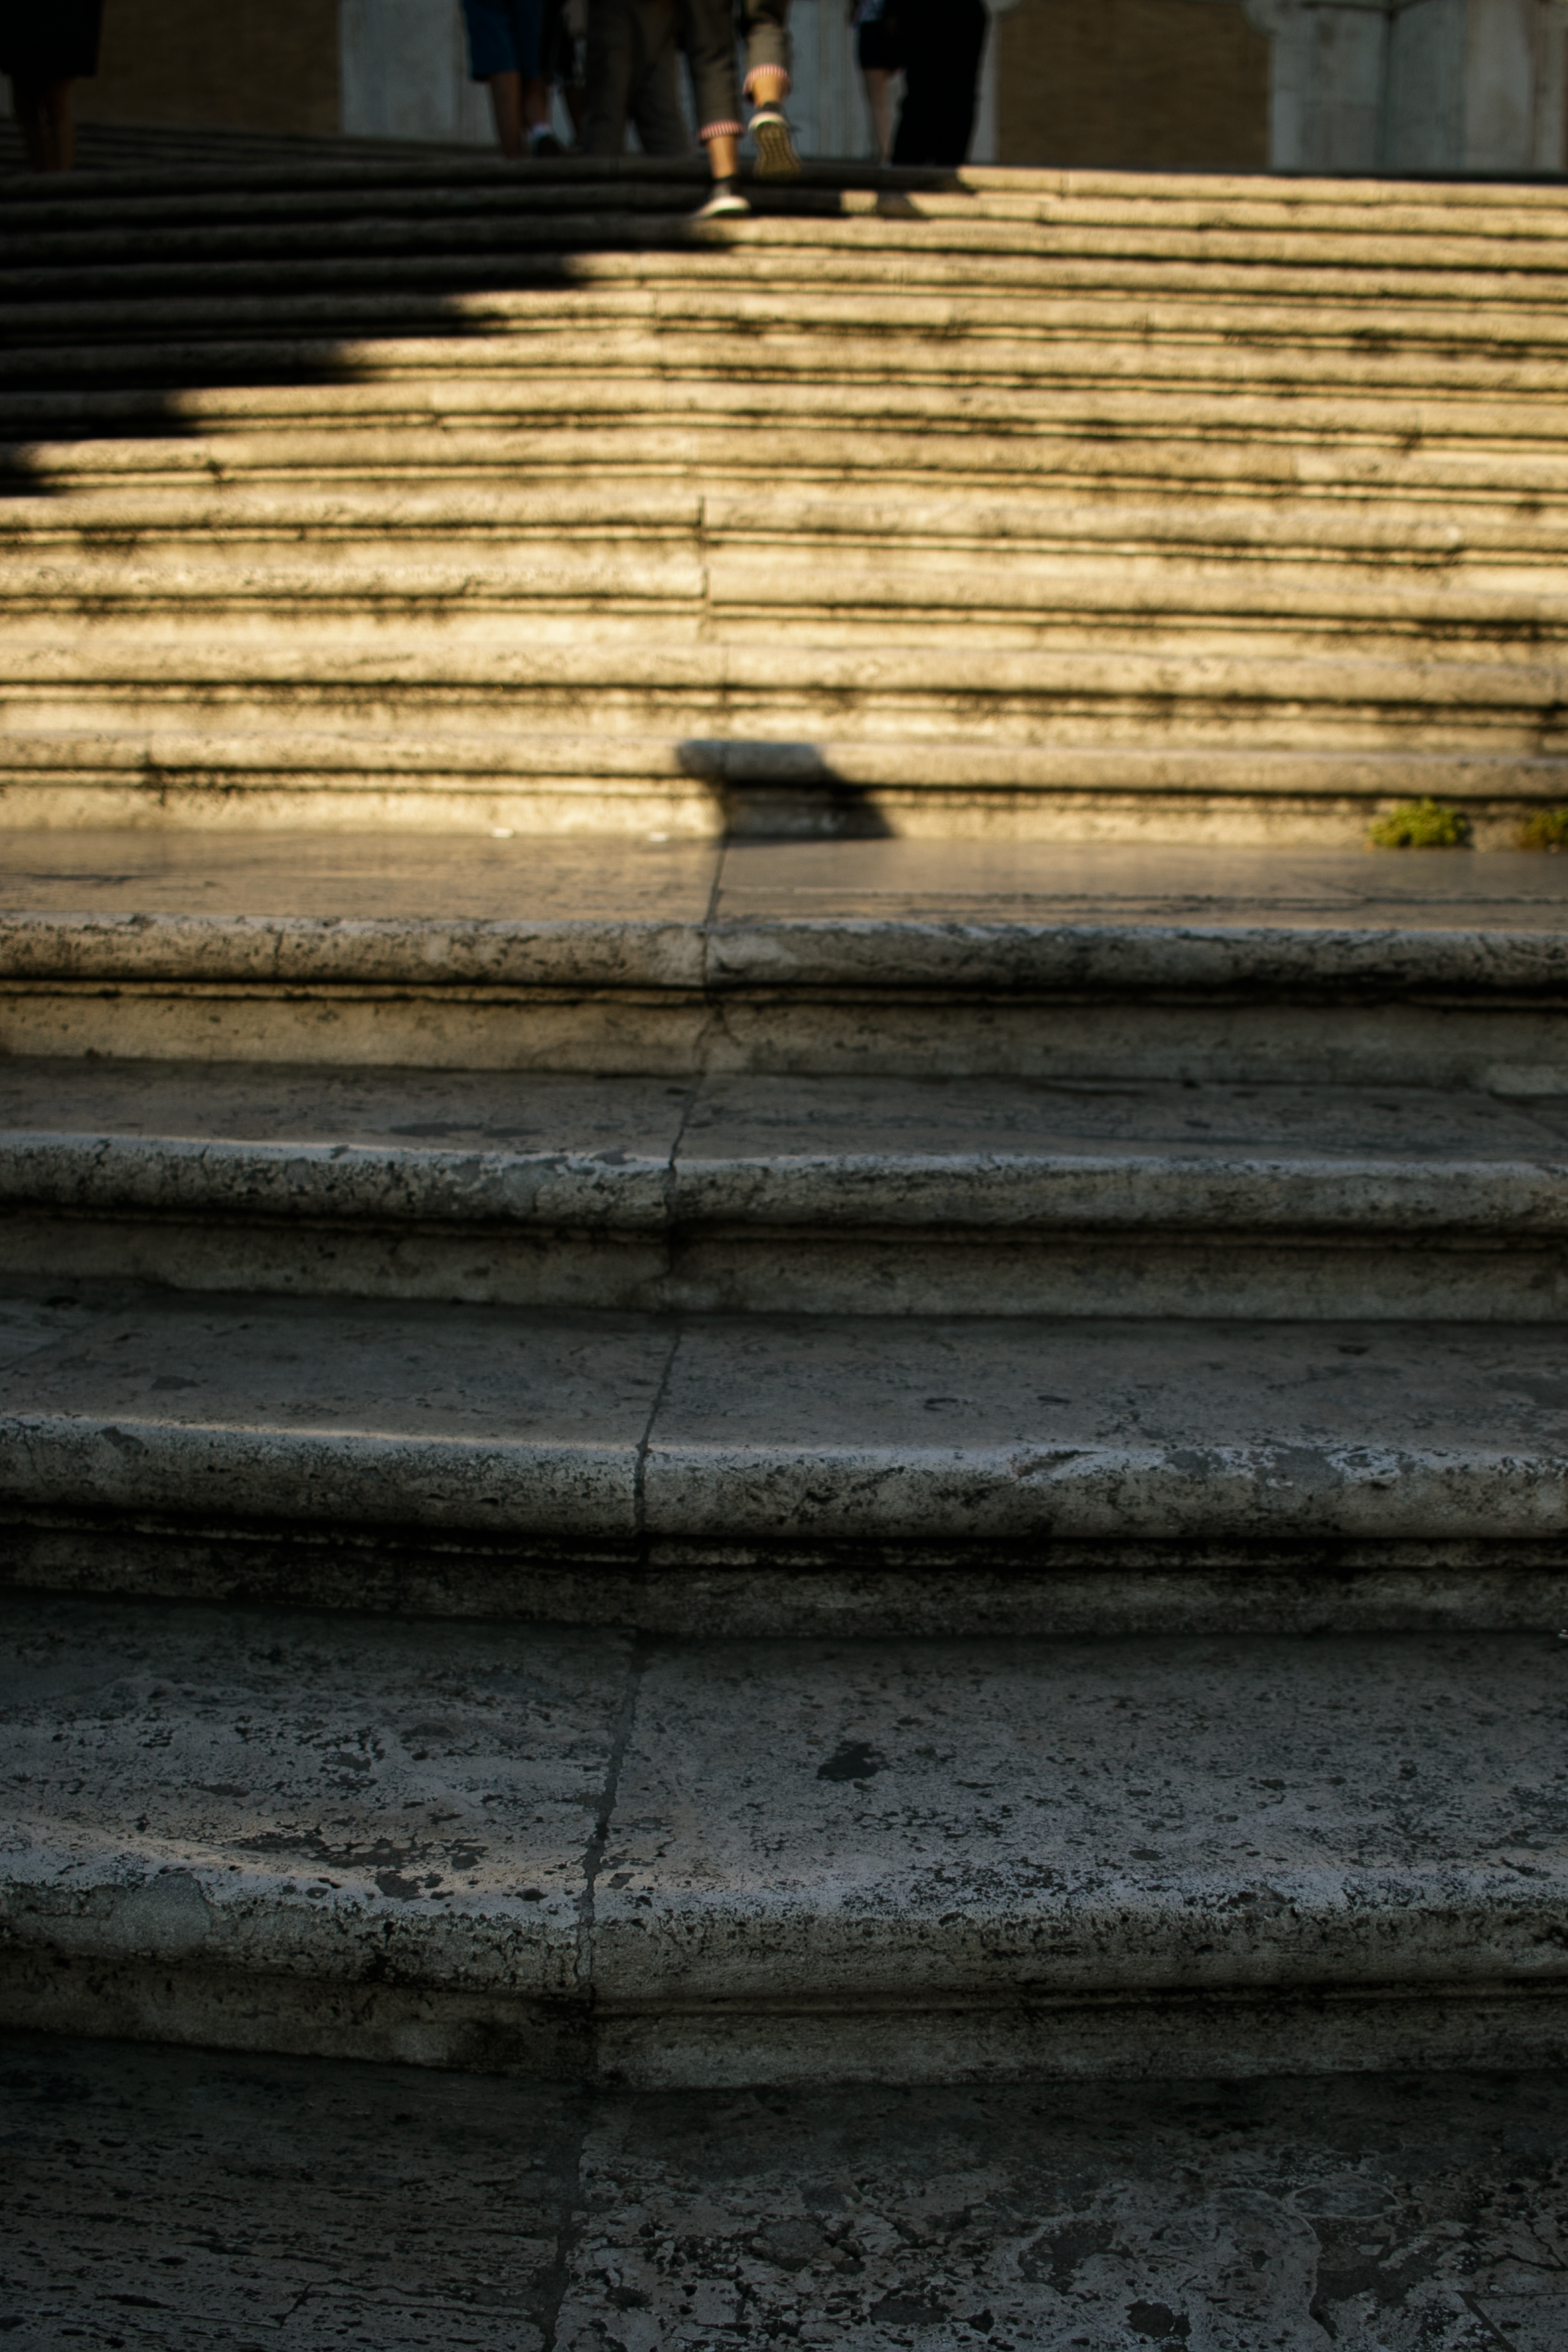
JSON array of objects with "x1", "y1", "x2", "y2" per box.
[
  {"x1": 748, "y1": 103, "x2": 799, "y2": 180},
  {"x1": 529, "y1": 126, "x2": 564, "y2": 156},
  {"x1": 693, "y1": 178, "x2": 750, "y2": 217}
]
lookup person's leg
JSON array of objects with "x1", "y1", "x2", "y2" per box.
[
  {"x1": 583, "y1": 0, "x2": 637, "y2": 152},
  {"x1": 892, "y1": 0, "x2": 983, "y2": 165},
  {"x1": 511, "y1": 0, "x2": 558, "y2": 149},
  {"x1": 931, "y1": 0, "x2": 985, "y2": 165},
  {"x1": 862, "y1": 66, "x2": 895, "y2": 161},
  {"x1": 488, "y1": 66, "x2": 526, "y2": 153},
  {"x1": 12, "y1": 76, "x2": 74, "y2": 172},
  {"x1": 743, "y1": 0, "x2": 797, "y2": 176},
  {"x1": 677, "y1": 0, "x2": 745, "y2": 205},
  {"x1": 627, "y1": 0, "x2": 691, "y2": 155}
]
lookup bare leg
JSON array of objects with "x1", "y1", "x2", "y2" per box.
[
  {"x1": 488, "y1": 69, "x2": 525, "y2": 155},
  {"x1": 748, "y1": 63, "x2": 787, "y2": 106},
  {"x1": 706, "y1": 130, "x2": 739, "y2": 180},
  {"x1": 862, "y1": 65, "x2": 896, "y2": 162},
  {"x1": 13, "y1": 76, "x2": 74, "y2": 172},
  {"x1": 523, "y1": 72, "x2": 554, "y2": 136}
]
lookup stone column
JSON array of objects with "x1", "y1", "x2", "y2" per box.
[{"x1": 1245, "y1": 0, "x2": 1567, "y2": 172}]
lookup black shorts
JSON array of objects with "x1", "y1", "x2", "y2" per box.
[
  {"x1": 857, "y1": 14, "x2": 903, "y2": 70},
  {"x1": 0, "y1": 0, "x2": 104, "y2": 77}
]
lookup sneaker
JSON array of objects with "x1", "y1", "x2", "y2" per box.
[
  {"x1": 749, "y1": 103, "x2": 799, "y2": 180},
  {"x1": 530, "y1": 128, "x2": 564, "y2": 157},
  {"x1": 693, "y1": 182, "x2": 750, "y2": 218}
]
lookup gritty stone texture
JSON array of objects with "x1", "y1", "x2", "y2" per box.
[
  {"x1": 594, "y1": 1630, "x2": 1568, "y2": 2010},
  {"x1": 0, "y1": 1287, "x2": 667, "y2": 1540},
  {"x1": 4, "y1": 1288, "x2": 1568, "y2": 1555},
  {"x1": 644, "y1": 1313, "x2": 1568, "y2": 1545},
  {"x1": 5, "y1": 1600, "x2": 1568, "y2": 2081},
  {"x1": 5, "y1": 1286, "x2": 1568, "y2": 1557},
  {"x1": 2, "y1": 839, "x2": 1568, "y2": 1000},
  {"x1": 0, "y1": 1596, "x2": 628, "y2": 2019},
  {"x1": 7, "y1": 2033, "x2": 1568, "y2": 2349},
  {"x1": 8, "y1": 1060, "x2": 1568, "y2": 1236}
]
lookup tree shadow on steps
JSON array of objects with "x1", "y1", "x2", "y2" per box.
[{"x1": 0, "y1": 147, "x2": 970, "y2": 486}]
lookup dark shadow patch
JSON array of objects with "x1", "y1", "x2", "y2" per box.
[{"x1": 816, "y1": 1738, "x2": 885, "y2": 1781}]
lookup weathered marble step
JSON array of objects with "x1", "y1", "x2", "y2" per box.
[
  {"x1": 12, "y1": 307, "x2": 1568, "y2": 396},
  {"x1": 9, "y1": 376, "x2": 1565, "y2": 452},
  {"x1": 4, "y1": 834, "x2": 1568, "y2": 1084},
  {"x1": 5, "y1": 1059, "x2": 1568, "y2": 1321},
  {"x1": 5, "y1": 159, "x2": 1565, "y2": 246},
  {"x1": 4, "y1": 1596, "x2": 1567, "y2": 2081},
  {"x1": 13, "y1": 497, "x2": 1568, "y2": 584},
  {"x1": 11, "y1": 2036, "x2": 1568, "y2": 2352},
  {"x1": 9, "y1": 234, "x2": 1568, "y2": 319},
  {"x1": 3, "y1": 149, "x2": 1561, "y2": 230},
  {"x1": 9, "y1": 632, "x2": 1567, "y2": 749},
  {"x1": 7, "y1": 558, "x2": 1564, "y2": 654},
  {"x1": 16, "y1": 422, "x2": 1568, "y2": 498},
  {"x1": 9, "y1": 483, "x2": 1567, "y2": 561},
  {"x1": 7, "y1": 729, "x2": 1568, "y2": 847},
  {"x1": 4, "y1": 196, "x2": 1567, "y2": 285},
  {"x1": 4, "y1": 1282, "x2": 1568, "y2": 1609}
]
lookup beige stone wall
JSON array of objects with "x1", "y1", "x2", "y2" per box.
[
  {"x1": 74, "y1": 0, "x2": 340, "y2": 136},
  {"x1": 997, "y1": 0, "x2": 1270, "y2": 169}
]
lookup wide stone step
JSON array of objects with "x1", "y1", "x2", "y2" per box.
[
  {"x1": 14, "y1": 477, "x2": 1568, "y2": 541},
  {"x1": 8, "y1": 731, "x2": 1568, "y2": 845},
  {"x1": 7, "y1": 630, "x2": 1565, "y2": 727},
  {"x1": 10, "y1": 2029, "x2": 1568, "y2": 2344},
  {"x1": 5, "y1": 1057, "x2": 1567, "y2": 1320},
  {"x1": 4, "y1": 1594, "x2": 1566, "y2": 2079},
  {"x1": 5, "y1": 563, "x2": 1563, "y2": 669},
  {"x1": 3, "y1": 833, "x2": 1567, "y2": 1082},
  {"x1": 14, "y1": 423, "x2": 1568, "y2": 499},
  {"x1": 3, "y1": 1283, "x2": 1568, "y2": 1607},
  {"x1": 10, "y1": 238, "x2": 1568, "y2": 317},
  {"x1": 11, "y1": 307, "x2": 1568, "y2": 395},
  {"x1": 4, "y1": 182, "x2": 1567, "y2": 279},
  {"x1": 5, "y1": 150, "x2": 1564, "y2": 228},
  {"x1": 7, "y1": 371, "x2": 1567, "y2": 455}
]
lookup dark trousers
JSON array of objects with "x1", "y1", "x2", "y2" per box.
[
  {"x1": 891, "y1": 0, "x2": 986, "y2": 166},
  {"x1": 676, "y1": 0, "x2": 791, "y2": 138},
  {"x1": 584, "y1": 0, "x2": 690, "y2": 153}
]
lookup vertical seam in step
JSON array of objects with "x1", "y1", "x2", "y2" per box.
[
  {"x1": 691, "y1": 831, "x2": 729, "y2": 1076},
  {"x1": 633, "y1": 1313, "x2": 685, "y2": 1552},
  {"x1": 576, "y1": 1631, "x2": 651, "y2": 2004},
  {"x1": 536, "y1": 2090, "x2": 595, "y2": 2352}
]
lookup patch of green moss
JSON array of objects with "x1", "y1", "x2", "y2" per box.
[
  {"x1": 1519, "y1": 808, "x2": 1568, "y2": 852},
  {"x1": 1367, "y1": 798, "x2": 1473, "y2": 850}
]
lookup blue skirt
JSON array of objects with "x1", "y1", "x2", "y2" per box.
[{"x1": 462, "y1": 0, "x2": 546, "y2": 80}]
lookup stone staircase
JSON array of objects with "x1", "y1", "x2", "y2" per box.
[{"x1": 1, "y1": 151, "x2": 1567, "y2": 2093}]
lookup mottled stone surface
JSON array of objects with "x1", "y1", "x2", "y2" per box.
[
  {"x1": 646, "y1": 1313, "x2": 1568, "y2": 1542},
  {"x1": 0, "y1": 1595, "x2": 628, "y2": 2005},
  {"x1": 9, "y1": 1062, "x2": 1568, "y2": 1234},
  {"x1": 596, "y1": 1631, "x2": 1568, "y2": 2008},
  {"x1": 7, "y1": 2032, "x2": 1568, "y2": 2349},
  {"x1": 5, "y1": 1601, "x2": 1568, "y2": 2080},
  {"x1": 5, "y1": 1288, "x2": 1568, "y2": 1548},
  {"x1": 711, "y1": 841, "x2": 1568, "y2": 928},
  {"x1": 3, "y1": 837, "x2": 1568, "y2": 998},
  {"x1": 0, "y1": 1288, "x2": 668, "y2": 1536},
  {"x1": 0, "y1": 832, "x2": 720, "y2": 925}
]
